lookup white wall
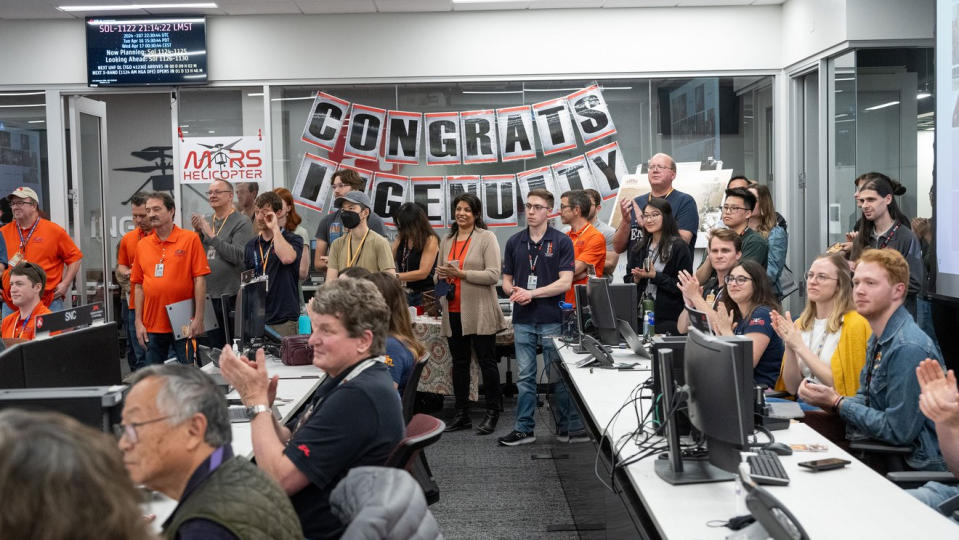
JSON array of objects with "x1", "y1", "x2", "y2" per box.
[
  {"x1": 1, "y1": 7, "x2": 783, "y2": 87},
  {"x1": 780, "y1": 0, "x2": 848, "y2": 68},
  {"x1": 845, "y1": 0, "x2": 934, "y2": 43}
]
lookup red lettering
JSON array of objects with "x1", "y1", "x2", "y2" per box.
[
  {"x1": 245, "y1": 149, "x2": 262, "y2": 168},
  {"x1": 228, "y1": 149, "x2": 245, "y2": 167},
  {"x1": 183, "y1": 150, "x2": 212, "y2": 169}
]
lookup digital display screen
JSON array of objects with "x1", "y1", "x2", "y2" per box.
[{"x1": 85, "y1": 16, "x2": 207, "y2": 87}]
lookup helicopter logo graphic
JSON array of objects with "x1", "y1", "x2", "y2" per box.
[
  {"x1": 114, "y1": 146, "x2": 174, "y2": 205},
  {"x1": 197, "y1": 138, "x2": 243, "y2": 170}
]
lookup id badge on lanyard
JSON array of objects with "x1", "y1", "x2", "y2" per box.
[
  {"x1": 154, "y1": 263, "x2": 164, "y2": 277},
  {"x1": 526, "y1": 275, "x2": 537, "y2": 290}
]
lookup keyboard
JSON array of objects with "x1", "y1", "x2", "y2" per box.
[{"x1": 747, "y1": 450, "x2": 790, "y2": 486}]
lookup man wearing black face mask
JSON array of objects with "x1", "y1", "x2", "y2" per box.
[
  {"x1": 244, "y1": 192, "x2": 303, "y2": 336},
  {"x1": 326, "y1": 191, "x2": 395, "y2": 280}
]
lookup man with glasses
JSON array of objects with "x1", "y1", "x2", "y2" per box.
[
  {"x1": 313, "y1": 169, "x2": 386, "y2": 273},
  {"x1": 695, "y1": 187, "x2": 767, "y2": 283},
  {"x1": 613, "y1": 153, "x2": 699, "y2": 280},
  {"x1": 118, "y1": 364, "x2": 302, "y2": 539},
  {"x1": 560, "y1": 190, "x2": 605, "y2": 306},
  {"x1": 499, "y1": 189, "x2": 583, "y2": 446},
  {"x1": 1, "y1": 186, "x2": 81, "y2": 316},
  {"x1": 191, "y1": 180, "x2": 254, "y2": 349}
]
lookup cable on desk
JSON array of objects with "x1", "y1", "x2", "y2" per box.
[{"x1": 590, "y1": 380, "x2": 650, "y2": 493}]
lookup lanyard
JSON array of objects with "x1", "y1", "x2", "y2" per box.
[
  {"x1": 211, "y1": 208, "x2": 234, "y2": 237},
  {"x1": 526, "y1": 230, "x2": 544, "y2": 272},
  {"x1": 450, "y1": 229, "x2": 473, "y2": 264},
  {"x1": 875, "y1": 222, "x2": 901, "y2": 249},
  {"x1": 255, "y1": 237, "x2": 274, "y2": 276},
  {"x1": 347, "y1": 229, "x2": 371, "y2": 268},
  {"x1": 13, "y1": 312, "x2": 31, "y2": 339},
  {"x1": 293, "y1": 359, "x2": 375, "y2": 433},
  {"x1": 16, "y1": 217, "x2": 40, "y2": 252}
]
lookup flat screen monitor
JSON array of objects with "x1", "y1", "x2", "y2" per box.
[
  {"x1": 235, "y1": 279, "x2": 267, "y2": 347},
  {"x1": 586, "y1": 277, "x2": 618, "y2": 345},
  {"x1": 610, "y1": 283, "x2": 639, "y2": 334},
  {"x1": 685, "y1": 327, "x2": 754, "y2": 473},
  {"x1": 85, "y1": 16, "x2": 208, "y2": 87},
  {"x1": 11, "y1": 322, "x2": 121, "y2": 388},
  {"x1": 651, "y1": 336, "x2": 689, "y2": 436}
]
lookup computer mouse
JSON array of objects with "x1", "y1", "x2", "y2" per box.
[{"x1": 765, "y1": 442, "x2": 793, "y2": 456}]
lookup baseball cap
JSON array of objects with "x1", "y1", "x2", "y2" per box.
[
  {"x1": 12, "y1": 261, "x2": 47, "y2": 291},
  {"x1": 334, "y1": 191, "x2": 372, "y2": 210},
  {"x1": 8, "y1": 187, "x2": 39, "y2": 205}
]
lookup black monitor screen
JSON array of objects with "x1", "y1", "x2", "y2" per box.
[
  {"x1": 86, "y1": 16, "x2": 207, "y2": 87},
  {"x1": 20, "y1": 323, "x2": 121, "y2": 388},
  {"x1": 684, "y1": 328, "x2": 754, "y2": 473}
]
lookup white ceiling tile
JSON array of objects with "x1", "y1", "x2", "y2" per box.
[
  {"x1": 297, "y1": 0, "x2": 376, "y2": 13},
  {"x1": 750, "y1": 0, "x2": 785, "y2": 4},
  {"x1": 601, "y1": 0, "x2": 679, "y2": 7},
  {"x1": 676, "y1": 0, "x2": 755, "y2": 6},
  {"x1": 218, "y1": 0, "x2": 301, "y2": 15},
  {"x1": 373, "y1": 0, "x2": 452, "y2": 12},
  {"x1": 453, "y1": 1, "x2": 529, "y2": 11},
  {"x1": 530, "y1": 0, "x2": 604, "y2": 9}
]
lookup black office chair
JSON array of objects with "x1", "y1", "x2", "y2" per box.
[
  {"x1": 886, "y1": 470, "x2": 959, "y2": 519},
  {"x1": 848, "y1": 439, "x2": 913, "y2": 475},
  {"x1": 403, "y1": 354, "x2": 430, "y2": 423}
]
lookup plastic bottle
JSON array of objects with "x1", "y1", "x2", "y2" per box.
[
  {"x1": 558, "y1": 301, "x2": 577, "y2": 342},
  {"x1": 298, "y1": 305, "x2": 311, "y2": 335},
  {"x1": 644, "y1": 310, "x2": 655, "y2": 340}
]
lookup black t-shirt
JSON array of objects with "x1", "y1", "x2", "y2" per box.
[
  {"x1": 284, "y1": 361, "x2": 405, "y2": 539},
  {"x1": 502, "y1": 227, "x2": 575, "y2": 325},
  {"x1": 395, "y1": 242, "x2": 435, "y2": 293},
  {"x1": 244, "y1": 230, "x2": 303, "y2": 325}
]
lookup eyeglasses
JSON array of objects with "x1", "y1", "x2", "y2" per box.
[
  {"x1": 525, "y1": 203, "x2": 549, "y2": 212},
  {"x1": 721, "y1": 205, "x2": 748, "y2": 214},
  {"x1": 9, "y1": 201, "x2": 34, "y2": 207},
  {"x1": 724, "y1": 275, "x2": 753, "y2": 285},
  {"x1": 641, "y1": 212, "x2": 662, "y2": 220},
  {"x1": 206, "y1": 189, "x2": 232, "y2": 197},
  {"x1": 648, "y1": 164, "x2": 672, "y2": 171},
  {"x1": 806, "y1": 272, "x2": 839, "y2": 283},
  {"x1": 112, "y1": 416, "x2": 171, "y2": 444}
]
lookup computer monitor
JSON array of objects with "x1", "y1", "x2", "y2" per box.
[
  {"x1": 235, "y1": 279, "x2": 267, "y2": 348},
  {"x1": 0, "y1": 322, "x2": 122, "y2": 389},
  {"x1": 610, "y1": 283, "x2": 638, "y2": 334},
  {"x1": 651, "y1": 336, "x2": 689, "y2": 437},
  {"x1": 654, "y1": 327, "x2": 754, "y2": 485},
  {"x1": 586, "y1": 277, "x2": 616, "y2": 344}
]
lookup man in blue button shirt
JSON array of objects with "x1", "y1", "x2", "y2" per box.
[
  {"x1": 499, "y1": 189, "x2": 581, "y2": 446},
  {"x1": 800, "y1": 249, "x2": 945, "y2": 471},
  {"x1": 613, "y1": 152, "x2": 699, "y2": 279}
]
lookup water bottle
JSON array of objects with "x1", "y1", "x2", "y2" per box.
[
  {"x1": 643, "y1": 310, "x2": 655, "y2": 341},
  {"x1": 297, "y1": 305, "x2": 311, "y2": 335},
  {"x1": 559, "y1": 301, "x2": 578, "y2": 342}
]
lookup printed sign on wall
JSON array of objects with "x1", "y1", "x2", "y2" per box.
[
  {"x1": 496, "y1": 105, "x2": 537, "y2": 162},
  {"x1": 180, "y1": 135, "x2": 265, "y2": 185},
  {"x1": 459, "y1": 109, "x2": 499, "y2": 164},
  {"x1": 370, "y1": 172, "x2": 409, "y2": 228},
  {"x1": 291, "y1": 153, "x2": 337, "y2": 211},
  {"x1": 343, "y1": 104, "x2": 386, "y2": 161},
  {"x1": 551, "y1": 155, "x2": 597, "y2": 195},
  {"x1": 410, "y1": 176, "x2": 447, "y2": 228},
  {"x1": 585, "y1": 141, "x2": 628, "y2": 200},
  {"x1": 301, "y1": 92, "x2": 350, "y2": 152},
  {"x1": 532, "y1": 98, "x2": 577, "y2": 156},
  {"x1": 446, "y1": 175, "x2": 481, "y2": 203},
  {"x1": 424, "y1": 112, "x2": 461, "y2": 166},
  {"x1": 481, "y1": 174, "x2": 518, "y2": 227},
  {"x1": 517, "y1": 165, "x2": 560, "y2": 216},
  {"x1": 566, "y1": 85, "x2": 617, "y2": 145},
  {"x1": 384, "y1": 110, "x2": 422, "y2": 165}
]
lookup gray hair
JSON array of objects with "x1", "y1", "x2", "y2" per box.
[
  {"x1": 309, "y1": 277, "x2": 389, "y2": 357},
  {"x1": 128, "y1": 364, "x2": 231, "y2": 447}
]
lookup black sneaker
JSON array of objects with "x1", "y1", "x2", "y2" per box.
[
  {"x1": 498, "y1": 430, "x2": 536, "y2": 446},
  {"x1": 567, "y1": 429, "x2": 590, "y2": 443}
]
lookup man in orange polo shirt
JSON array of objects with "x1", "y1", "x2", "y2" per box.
[
  {"x1": 116, "y1": 193, "x2": 151, "y2": 370},
  {"x1": 1, "y1": 262, "x2": 50, "y2": 341},
  {"x1": 560, "y1": 189, "x2": 605, "y2": 306},
  {"x1": 131, "y1": 192, "x2": 210, "y2": 367},
  {"x1": 0, "y1": 186, "x2": 82, "y2": 317}
]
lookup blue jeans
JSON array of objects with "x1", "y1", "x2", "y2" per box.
[
  {"x1": 917, "y1": 297, "x2": 940, "y2": 350},
  {"x1": 122, "y1": 304, "x2": 147, "y2": 371},
  {"x1": 908, "y1": 481, "x2": 959, "y2": 518},
  {"x1": 513, "y1": 322, "x2": 582, "y2": 433},
  {"x1": 145, "y1": 332, "x2": 193, "y2": 367}
]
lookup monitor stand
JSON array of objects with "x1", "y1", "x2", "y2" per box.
[{"x1": 654, "y1": 458, "x2": 736, "y2": 485}]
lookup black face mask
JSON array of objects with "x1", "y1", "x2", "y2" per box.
[{"x1": 340, "y1": 210, "x2": 362, "y2": 230}]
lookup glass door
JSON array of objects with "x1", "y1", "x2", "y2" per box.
[{"x1": 67, "y1": 96, "x2": 112, "y2": 321}]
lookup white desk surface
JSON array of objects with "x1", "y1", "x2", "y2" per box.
[
  {"x1": 556, "y1": 340, "x2": 959, "y2": 539},
  {"x1": 145, "y1": 359, "x2": 324, "y2": 531}
]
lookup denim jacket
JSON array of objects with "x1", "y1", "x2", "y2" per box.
[{"x1": 839, "y1": 305, "x2": 945, "y2": 470}]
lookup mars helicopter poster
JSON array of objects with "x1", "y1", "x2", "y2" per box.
[{"x1": 179, "y1": 135, "x2": 265, "y2": 184}]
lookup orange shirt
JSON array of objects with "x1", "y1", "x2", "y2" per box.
[
  {"x1": 117, "y1": 228, "x2": 148, "y2": 310},
  {"x1": 565, "y1": 222, "x2": 606, "y2": 306},
  {"x1": 1, "y1": 302, "x2": 51, "y2": 341},
  {"x1": 1, "y1": 218, "x2": 83, "y2": 309},
  {"x1": 446, "y1": 237, "x2": 471, "y2": 313},
  {"x1": 130, "y1": 225, "x2": 210, "y2": 334}
]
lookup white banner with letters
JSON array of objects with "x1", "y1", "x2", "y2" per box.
[
  {"x1": 517, "y1": 165, "x2": 560, "y2": 217},
  {"x1": 384, "y1": 110, "x2": 422, "y2": 165},
  {"x1": 301, "y1": 92, "x2": 350, "y2": 152},
  {"x1": 532, "y1": 98, "x2": 577, "y2": 156},
  {"x1": 291, "y1": 153, "x2": 337, "y2": 212},
  {"x1": 410, "y1": 176, "x2": 447, "y2": 228},
  {"x1": 180, "y1": 135, "x2": 266, "y2": 185},
  {"x1": 566, "y1": 85, "x2": 617, "y2": 145},
  {"x1": 496, "y1": 105, "x2": 537, "y2": 162},
  {"x1": 424, "y1": 112, "x2": 461, "y2": 166},
  {"x1": 343, "y1": 104, "x2": 386, "y2": 161},
  {"x1": 585, "y1": 141, "x2": 628, "y2": 200},
  {"x1": 551, "y1": 155, "x2": 597, "y2": 195},
  {"x1": 446, "y1": 175, "x2": 481, "y2": 203},
  {"x1": 370, "y1": 172, "x2": 408, "y2": 228},
  {"x1": 481, "y1": 174, "x2": 518, "y2": 227},
  {"x1": 460, "y1": 109, "x2": 499, "y2": 164}
]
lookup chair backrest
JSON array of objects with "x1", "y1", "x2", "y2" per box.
[
  {"x1": 401, "y1": 354, "x2": 429, "y2": 422},
  {"x1": 385, "y1": 413, "x2": 445, "y2": 470}
]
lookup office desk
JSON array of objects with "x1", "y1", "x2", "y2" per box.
[
  {"x1": 555, "y1": 340, "x2": 959, "y2": 539},
  {"x1": 145, "y1": 359, "x2": 324, "y2": 532}
]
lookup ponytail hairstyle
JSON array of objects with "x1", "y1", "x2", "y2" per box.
[{"x1": 851, "y1": 172, "x2": 910, "y2": 259}]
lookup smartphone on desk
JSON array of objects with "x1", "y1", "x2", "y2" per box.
[{"x1": 798, "y1": 457, "x2": 850, "y2": 472}]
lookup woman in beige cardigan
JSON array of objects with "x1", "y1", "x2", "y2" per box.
[{"x1": 436, "y1": 193, "x2": 507, "y2": 435}]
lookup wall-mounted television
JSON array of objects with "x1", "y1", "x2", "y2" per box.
[{"x1": 85, "y1": 16, "x2": 208, "y2": 87}]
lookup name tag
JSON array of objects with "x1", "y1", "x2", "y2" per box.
[
  {"x1": 154, "y1": 263, "x2": 164, "y2": 278},
  {"x1": 207, "y1": 246, "x2": 216, "y2": 261},
  {"x1": 526, "y1": 275, "x2": 537, "y2": 290}
]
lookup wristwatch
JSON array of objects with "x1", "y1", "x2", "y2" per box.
[{"x1": 246, "y1": 404, "x2": 272, "y2": 419}]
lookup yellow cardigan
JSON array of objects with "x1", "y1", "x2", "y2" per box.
[{"x1": 774, "y1": 310, "x2": 871, "y2": 397}]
